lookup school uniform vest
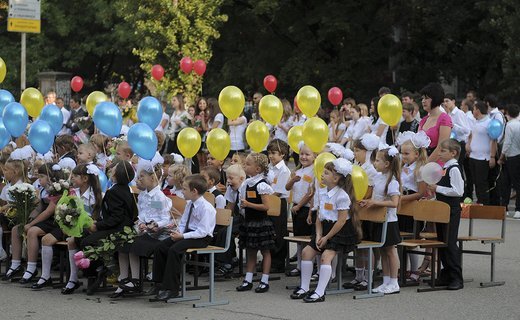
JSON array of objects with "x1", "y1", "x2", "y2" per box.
[
  {"x1": 211, "y1": 189, "x2": 222, "y2": 199},
  {"x1": 436, "y1": 164, "x2": 462, "y2": 209},
  {"x1": 62, "y1": 152, "x2": 76, "y2": 162},
  {"x1": 245, "y1": 179, "x2": 267, "y2": 221}
]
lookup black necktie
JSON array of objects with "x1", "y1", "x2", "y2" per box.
[
  {"x1": 184, "y1": 203, "x2": 194, "y2": 233},
  {"x1": 233, "y1": 191, "x2": 240, "y2": 216}
]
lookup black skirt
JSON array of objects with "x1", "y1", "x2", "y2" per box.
[
  {"x1": 121, "y1": 233, "x2": 162, "y2": 257},
  {"x1": 308, "y1": 219, "x2": 360, "y2": 253},
  {"x1": 239, "y1": 217, "x2": 276, "y2": 250},
  {"x1": 371, "y1": 221, "x2": 401, "y2": 247},
  {"x1": 291, "y1": 206, "x2": 313, "y2": 236}
]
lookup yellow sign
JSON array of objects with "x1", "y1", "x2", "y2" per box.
[{"x1": 7, "y1": 18, "x2": 41, "y2": 33}]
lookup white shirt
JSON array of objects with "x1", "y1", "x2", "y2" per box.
[
  {"x1": 229, "y1": 116, "x2": 247, "y2": 150},
  {"x1": 466, "y1": 110, "x2": 476, "y2": 125},
  {"x1": 344, "y1": 117, "x2": 370, "y2": 142},
  {"x1": 275, "y1": 119, "x2": 293, "y2": 141},
  {"x1": 448, "y1": 107, "x2": 471, "y2": 143},
  {"x1": 168, "y1": 186, "x2": 184, "y2": 198},
  {"x1": 289, "y1": 114, "x2": 307, "y2": 127},
  {"x1": 137, "y1": 152, "x2": 164, "y2": 175},
  {"x1": 315, "y1": 186, "x2": 351, "y2": 221},
  {"x1": 58, "y1": 108, "x2": 71, "y2": 136},
  {"x1": 208, "y1": 186, "x2": 226, "y2": 209},
  {"x1": 155, "y1": 112, "x2": 170, "y2": 132},
  {"x1": 168, "y1": 110, "x2": 189, "y2": 134},
  {"x1": 329, "y1": 122, "x2": 347, "y2": 142},
  {"x1": 370, "y1": 117, "x2": 389, "y2": 143},
  {"x1": 361, "y1": 161, "x2": 378, "y2": 187},
  {"x1": 401, "y1": 162, "x2": 422, "y2": 192},
  {"x1": 96, "y1": 153, "x2": 108, "y2": 172},
  {"x1": 502, "y1": 118, "x2": 520, "y2": 158},
  {"x1": 469, "y1": 116, "x2": 492, "y2": 161},
  {"x1": 137, "y1": 185, "x2": 172, "y2": 228},
  {"x1": 372, "y1": 172, "x2": 400, "y2": 222},
  {"x1": 73, "y1": 187, "x2": 97, "y2": 216},
  {"x1": 435, "y1": 159, "x2": 464, "y2": 197},
  {"x1": 239, "y1": 174, "x2": 274, "y2": 204},
  {"x1": 178, "y1": 196, "x2": 216, "y2": 239},
  {"x1": 208, "y1": 113, "x2": 224, "y2": 129},
  {"x1": 291, "y1": 165, "x2": 314, "y2": 206},
  {"x1": 267, "y1": 160, "x2": 291, "y2": 198},
  {"x1": 225, "y1": 184, "x2": 244, "y2": 216}
]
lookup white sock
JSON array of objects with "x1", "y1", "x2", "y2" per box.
[
  {"x1": 67, "y1": 249, "x2": 79, "y2": 287},
  {"x1": 315, "y1": 255, "x2": 321, "y2": 275},
  {"x1": 331, "y1": 255, "x2": 337, "y2": 279},
  {"x1": 390, "y1": 278, "x2": 399, "y2": 287},
  {"x1": 38, "y1": 246, "x2": 53, "y2": 283},
  {"x1": 296, "y1": 244, "x2": 302, "y2": 270},
  {"x1": 244, "y1": 272, "x2": 253, "y2": 283},
  {"x1": 314, "y1": 265, "x2": 332, "y2": 296},
  {"x1": 300, "y1": 260, "x2": 313, "y2": 292},
  {"x1": 363, "y1": 268, "x2": 373, "y2": 282},
  {"x1": 9, "y1": 260, "x2": 21, "y2": 274},
  {"x1": 383, "y1": 276, "x2": 390, "y2": 286},
  {"x1": 118, "y1": 253, "x2": 129, "y2": 280},
  {"x1": 129, "y1": 253, "x2": 140, "y2": 279},
  {"x1": 23, "y1": 262, "x2": 37, "y2": 279},
  {"x1": 260, "y1": 274, "x2": 269, "y2": 284},
  {"x1": 355, "y1": 268, "x2": 365, "y2": 281},
  {"x1": 409, "y1": 254, "x2": 419, "y2": 272}
]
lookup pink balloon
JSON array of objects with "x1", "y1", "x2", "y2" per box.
[
  {"x1": 263, "y1": 75, "x2": 278, "y2": 93},
  {"x1": 421, "y1": 162, "x2": 443, "y2": 185},
  {"x1": 73, "y1": 251, "x2": 85, "y2": 261},
  {"x1": 180, "y1": 57, "x2": 193, "y2": 74},
  {"x1": 328, "y1": 87, "x2": 343, "y2": 106},
  {"x1": 151, "y1": 64, "x2": 164, "y2": 81},
  {"x1": 70, "y1": 76, "x2": 84, "y2": 93},
  {"x1": 193, "y1": 60, "x2": 207, "y2": 76},
  {"x1": 118, "y1": 82, "x2": 131, "y2": 99}
]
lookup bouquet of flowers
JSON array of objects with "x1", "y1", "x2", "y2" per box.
[
  {"x1": 47, "y1": 179, "x2": 70, "y2": 197},
  {"x1": 54, "y1": 190, "x2": 94, "y2": 237},
  {"x1": 75, "y1": 116, "x2": 93, "y2": 130},
  {"x1": 121, "y1": 104, "x2": 138, "y2": 124},
  {"x1": 75, "y1": 226, "x2": 137, "y2": 270},
  {"x1": 5, "y1": 183, "x2": 38, "y2": 234}
]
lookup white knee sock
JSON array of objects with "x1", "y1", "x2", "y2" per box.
[
  {"x1": 260, "y1": 274, "x2": 269, "y2": 284},
  {"x1": 355, "y1": 268, "x2": 365, "y2": 281},
  {"x1": 409, "y1": 253, "x2": 419, "y2": 272},
  {"x1": 118, "y1": 253, "x2": 130, "y2": 280},
  {"x1": 300, "y1": 260, "x2": 313, "y2": 292},
  {"x1": 383, "y1": 275, "x2": 390, "y2": 286},
  {"x1": 314, "y1": 265, "x2": 332, "y2": 296},
  {"x1": 331, "y1": 255, "x2": 337, "y2": 279},
  {"x1": 244, "y1": 272, "x2": 253, "y2": 283},
  {"x1": 38, "y1": 246, "x2": 53, "y2": 283},
  {"x1": 67, "y1": 249, "x2": 79, "y2": 287},
  {"x1": 364, "y1": 268, "x2": 373, "y2": 282},
  {"x1": 129, "y1": 253, "x2": 140, "y2": 279},
  {"x1": 23, "y1": 262, "x2": 37, "y2": 279}
]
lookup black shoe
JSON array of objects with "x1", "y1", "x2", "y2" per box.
[
  {"x1": 31, "y1": 277, "x2": 53, "y2": 289},
  {"x1": 153, "y1": 290, "x2": 178, "y2": 302},
  {"x1": 19, "y1": 270, "x2": 38, "y2": 284},
  {"x1": 303, "y1": 291, "x2": 325, "y2": 303},
  {"x1": 289, "y1": 254, "x2": 298, "y2": 262},
  {"x1": 343, "y1": 279, "x2": 360, "y2": 289},
  {"x1": 290, "y1": 288, "x2": 308, "y2": 299},
  {"x1": 109, "y1": 290, "x2": 125, "y2": 299},
  {"x1": 236, "y1": 281, "x2": 252, "y2": 291},
  {"x1": 447, "y1": 282, "x2": 464, "y2": 290},
  {"x1": 354, "y1": 280, "x2": 369, "y2": 291},
  {"x1": 119, "y1": 278, "x2": 140, "y2": 292},
  {"x1": 255, "y1": 281, "x2": 269, "y2": 293},
  {"x1": 145, "y1": 285, "x2": 160, "y2": 296},
  {"x1": 2, "y1": 266, "x2": 24, "y2": 281},
  {"x1": 61, "y1": 281, "x2": 81, "y2": 295},
  {"x1": 285, "y1": 269, "x2": 301, "y2": 277},
  {"x1": 215, "y1": 266, "x2": 233, "y2": 278}
]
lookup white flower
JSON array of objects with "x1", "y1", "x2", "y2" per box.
[
  {"x1": 53, "y1": 183, "x2": 61, "y2": 192},
  {"x1": 55, "y1": 215, "x2": 61, "y2": 221},
  {"x1": 65, "y1": 215, "x2": 72, "y2": 222}
]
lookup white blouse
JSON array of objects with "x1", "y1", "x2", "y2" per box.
[
  {"x1": 401, "y1": 162, "x2": 422, "y2": 193},
  {"x1": 267, "y1": 160, "x2": 291, "y2": 199},
  {"x1": 291, "y1": 165, "x2": 314, "y2": 206},
  {"x1": 275, "y1": 119, "x2": 293, "y2": 141},
  {"x1": 137, "y1": 185, "x2": 173, "y2": 228},
  {"x1": 329, "y1": 122, "x2": 347, "y2": 142},
  {"x1": 240, "y1": 174, "x2": 274, "y2": 199},
  {"x1": 372, "y1": 173, "x2": 400, "y2": 222},
  {"x1": 316, "y1": 186, "x2": 351, "y2": 221},
  {"x1": 168, "y1": 110, "x2": 189, "y2": 134},
  {"x1": 361, "y1": 161, "x2": 378, "y2": 187},
  {"x1": 344, "y1": 117, "x2": 370, "y2": 141},
  {"x1": 229, "y1": 116, "x2": 247, "y2": 150}
]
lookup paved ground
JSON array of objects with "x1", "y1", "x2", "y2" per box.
[{"x1": 0, "y1": 215, "x2": 518, "y2": 320}]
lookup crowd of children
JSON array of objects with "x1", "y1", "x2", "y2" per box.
[{"x1": 0, "y1": 83, "x2": 514, "y2": 303}]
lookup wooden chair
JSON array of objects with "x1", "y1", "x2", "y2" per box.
[
  {"x1": 352, "y1": 206, "x2": 388, "y2": 299},
  {"x1": 398, "y1": 200, "x2": 418, "y2": 239},
  {"x1": 458, "y1": 205, "x2": 506, "y2": 287},
  {"x1": 266, "y1": 194, "x2": 281, "y2": 217},
  {"x1": 168, "y1": 209, "x2": 233, "y2": 308},
  {"x1": 203, "y1": 192, "x2": 215, "y2": 207},
  {"x1": 398, "y1": 200, "x2": 450, "y2": 292},
  {"x1": 168, "y1": 195, "x2": 187, "y2": 219}
]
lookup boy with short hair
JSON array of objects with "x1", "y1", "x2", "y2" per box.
[
  {"x1": 200, "y1": 166, "x2": 226, "y2": 209},
  {"x1": 397, "y1": 102, "x2": 420, "y2": 134},
  {"x1": 207, "y1": 154, "x2": 226, "y2": 193}
]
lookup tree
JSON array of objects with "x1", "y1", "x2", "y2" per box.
[{"x1": 119, "y1": 0, "x2": 228, "y2": 103}]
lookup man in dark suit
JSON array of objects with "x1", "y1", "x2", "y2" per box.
[{"x1": 66, "y1": 96, "x2": 93, "y2": 135}]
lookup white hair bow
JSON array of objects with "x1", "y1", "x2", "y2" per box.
[
  {"x1": 86, "y1": 164, "x2": 100, "y2": 176},
  {"x1": 360, "y1": 133, "x2": 380, "y2": 151},
  {"x1": 395, "y1": 131, "x2": 415, "y2": 147},
  {"x1": 170, "y1": 153, "x2": 184, "y2": 165},
  {"x1": 379, "y1": 142, "x2": 399, "y2": 158},
  {"x1": 333, "y1": 158, "x2": 353, "y2": 177},
  {"x1": 411, "y1": 131, "x2": 431, "y2": 149},
  {"x1": 326, "y1": 143, "x2": 346, "y2": 158}
]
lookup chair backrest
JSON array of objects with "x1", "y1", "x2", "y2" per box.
[
  {"x1": 204, "y1": 192, "x2": 216, "y2": 207},
  {"x1": 469, "y1": 205, "x2": 506, "y2": 220},
  {"x1": 398, "y1": 200, "x2": 417, "y2": 217},
  {"x1": 414, "y1": 200, "x2": 450, "y2": 224},
  {"x1": 216, "y1": 208, "x2": 232, "y2": 226},
  {"x1": 266, "y1": 194, "x2": 282, "y2": 217},
  {"x1": 358, "y1": 206, "x2": 387, "y2": 223},
  {"x1": 168, "y1": 195, "x2": 187, "y2": 217}
]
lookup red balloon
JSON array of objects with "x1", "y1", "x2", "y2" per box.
[
  {"x1": 180, "y1": 57, "x2": 193, "y2": 74},
  {"x1": 70, "y1": 76, "x2": 84, "y2": 93},
  {"x1": 193, "y1": 60, "x2": 207, "y2": 76},
  {"x1": 263, "y1": 75, "x2": 277, "y2": 93},
  {"x1": 293, "y1": 97, "x2": 300, "y2": 112},
  {"x1": 151, "y1": 64, "x2": 164, "y2": 81},
  {"x1": 118, "y1": 82, "x2": 131, "y2": 99},
  {"x1": 328, "y1": 87, "x2": 343, "y2": 106}
]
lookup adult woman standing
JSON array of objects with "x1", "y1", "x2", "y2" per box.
[
  {"x1": 418, "y1": 83, "x2": 453, "y2": 162},
  {"x1": 166, "y1": 94, "x2": 188, "y2": 155}
]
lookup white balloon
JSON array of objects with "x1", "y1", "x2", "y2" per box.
[{"x1": 421, "y1": 162, "x2": 443, "y2": 185}]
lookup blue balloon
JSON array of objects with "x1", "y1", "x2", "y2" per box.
[
  {"x1": 28, "y1": 120, "x2": 54, "y2": 154},
  {"x1": 487, "y1": 119, "x2": 503, "y2": 140},
  {"x1": 0, "y1": 90, "x2": 15, "y2": 115},
  {"x1": 98, "y1": 170, "x2": 108, "y2": 193},
  {"x1": 128, "y1": 123, "x2": 157, "y2": 160},
  {"x1": 3, "y1": 102, "x2": 28, "y2": 138},
  {"x1": 93, "y1": 101, "x2": 122, "y2": 137},
  {"x1": 0, "y1": 118, "x2": 11, "y2": 149},
  {"x1": 39, "y1": 104, "x2": 64, "y2": 136},
  {"x1": 137, "y1": 96, "x2": 162, "y2": 129},
  {"x1": 450, "y1": 131, "x2": 457, "y2": 140}
]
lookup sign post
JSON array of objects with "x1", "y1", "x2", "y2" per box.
[{"x1": 7, "y1": 0, "x2": 41, "y2": 91}]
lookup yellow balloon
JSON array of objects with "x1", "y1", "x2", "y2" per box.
[
  {"x1": 378, "y1": 94, "x2": 402, "y2": 126},
  {"x1": 296, "y1": 85, "x2": 321, "y2": 118},
  {"x1": 287, "y1": 125, "x2": 303, "y2": 154},
  {"x1": 207, "y1": 128, "x2": 231, "y2": 161},
  {"x1": 246, "y1": 120, "x2": 269, "y2": 152},
  {"x1": 20, "y1": 88, "x2": 44, "y2": 118},
  {"x1": 314, "y1": 152, "x2": 336, "y2": 183},
  {"x1": 352, "y1": 164, "x2": 369, "y2": 200},
  {"x1": 86, "y1": 91, "x2": 108, "y2": 115},
  {"x1": 0, "y1": 57, "x2": 6, "y2": 84},
  {"x1": 177, "y1": 127, "x2": 201, "y2": 158},
  {"x1": 303, "y1": 117, "x2": 328, "y2": 153},
  {"x1": 218, "y1": 86, "x2": 245, "y2": 120},
  {"x1": 259, "y1": 95, "x2": 283, "y2": 125}
]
